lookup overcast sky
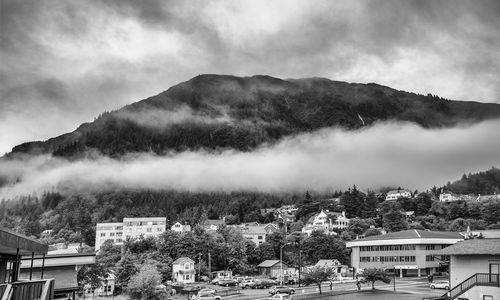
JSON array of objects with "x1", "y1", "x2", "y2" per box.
[{"x1": 1, "y1": 0, "x2": 500, "y2": 155}]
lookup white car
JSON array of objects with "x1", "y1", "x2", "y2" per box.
[
  {"x1": 197, "y1": 294, "x2": 222, "y2": 300},
  {"x1": 198, "y1": 288, "x2": 217, "y2": 295},
  {"x1": 430, "y1": 280, "x2": 449, "y2": 289}
]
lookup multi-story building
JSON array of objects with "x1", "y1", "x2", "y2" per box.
[
  {"x1": 440, "y1": 238, "x2": 500, "y2": 300},
  {"x1": 95, "y1": 217, "x2": 166, "y2": 252},
  {"x1": 346, "y1": 229, "x2": 463, "y2": 277},
  {"x1": 385, "y1": 189, "x2": 412, "y2": 201}
]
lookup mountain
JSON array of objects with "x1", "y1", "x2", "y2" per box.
[{"x1": 8, "y1": 74, "x2": 500, "y2": 158}]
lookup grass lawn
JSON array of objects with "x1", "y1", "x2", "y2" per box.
[{"x1": 328, "y1": 290, "x2": 428, "y2": 300}]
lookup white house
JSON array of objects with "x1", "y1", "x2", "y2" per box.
[
  {"x1": 331, "y1": 211, "x2": 350, "y2": 229},
  {"x1": 385, "y1": 190, "x2": 412, "y2": 201},
  {"x1": 172, "y1": 257, "x2": 196, "y2": 283},
  {"x1": 302, "y1": 210, "x2": 346, "y2": 236},
  {"x1": 171, "y1": 222, "x2": 192, "y2": 233}
]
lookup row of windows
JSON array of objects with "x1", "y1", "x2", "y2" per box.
[
  {"x1": 360, "y1": 256, "x2": 416, "y2": 263},
  {"x1": 360, "y1": 245, "x2": 417, "y2": 252},
  {"x1": 424, "y1": 245, "x2": 450, "y2": 250},
  {"x1": 425, "y1": 255, "x2": 450, "y2": 261},
  {"x1": 97, "y1": 226, "x2": 123, "y2": 231},
  {"x1": 125, "y1": 221, "x2": 165, "y2": 226}
]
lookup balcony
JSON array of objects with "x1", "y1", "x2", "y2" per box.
[
  {"x1": 0, "y1": 227, "x2": 51, "y2": 300},
  {"x1": 1, "y1": 279, "x2": 55, "y2": 300}
]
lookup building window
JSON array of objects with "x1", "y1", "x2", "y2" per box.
[
  {"x1": 185, "y1": 275, "x2": 190, "y2": 280},
  {"x1": 157, "y1": 228, "x2": 163, "y2": 232},
  {"x1": 110, "y1": 232, "x2": 115, "y2": 236},
  {"x1": 258, "y1": 236, "x2": 263, "y2": 240},
  {"x1": 116, "y1": 232, "x2": 123, "y2": 237},
  {"x1": 100, "y1": 233, "x2": 106, "y2": 237},
  {"x1": 425, "y1": 245, "x2": 435, "y2": 250},
  {"x1": 185, "y1": 263, "x2": 190, "y2": 270}
]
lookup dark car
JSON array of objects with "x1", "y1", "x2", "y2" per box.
[
  {"x1": 254, "y1": 279, "x2": 276, "y2": 289},
  {"x1": 218, "y1": 279, "x2": 238, "y2": 287},
  {"x1": 269, "y1": 286, "x2": 295, "y2": 295}
]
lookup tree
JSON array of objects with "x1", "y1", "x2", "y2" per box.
[
  {"x1": 361, "y1": 268, "x2": 391, "y2": 290},
  {"x1": 382, "y1": 208, "x2": 409, "y2": 232},
  {"x1": 77, "y1": 264, "x2": 106, "y2": 295},
  {"x1": 301, "y1": 231, "x2": 349, "y2": 264},
  {"x1": 348, "y1": 218, "x2": 375, "y2": 236},
  {"x1": 301, "y1": 265, "x2": 336, "y2": 294},
  {"x1": 127, "y1": 264, "x2": 162, "y2": 300},
  {"x1": 97, "y1": 240, "x2": 122, "y2": 269}
]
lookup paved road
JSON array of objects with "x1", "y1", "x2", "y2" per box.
[{"x1": 219, "y1": 277, "x2": 446, "y2": 299}]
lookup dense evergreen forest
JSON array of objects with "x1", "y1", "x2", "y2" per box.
[{"x1": 441, "y1": 166, "x2": 500, "y2": 195}]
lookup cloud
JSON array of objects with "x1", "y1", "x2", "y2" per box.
[
  {"x1": 1, "y1": 0, "x2": 500, "y2": 154},
  {"x1": 1, "y1": 120, "x2": 499, "y2": 198}
]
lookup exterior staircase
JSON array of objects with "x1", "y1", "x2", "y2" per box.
[{"x1": 423, "y1": 273, "x2": 500, "y2": 300}]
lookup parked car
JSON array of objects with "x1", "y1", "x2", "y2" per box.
[
  {"x1": 254, "y1": 279, "x2": 276, "y2": 289},
  {"x1": 430, "y1": 281, "x2": 450, "y2": 289},
  {"x1": 197, "y1": 294, "x2": 222, "y2": 300},
  {"x1": 240, "y1": 278, "x2": 256, "y2": 289},
  {"x1": 198, "y1": 288, "x2": 217, "y2": 295},
  {"x1": 269, "y1": 286, "x2": 295, "y2": 295},
  {"x1": 218, "y1": 279, "x2": 238, "y2": 287},
  {"x1": 268, "y1": 294, "x2": 294, "y2": 300}
]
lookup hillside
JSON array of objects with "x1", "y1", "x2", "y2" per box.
[
  {"x1": 8, "y1": 74, "x2": 500, "y2": 158},
  {"x1": 441, "y1": 167, "x2": 500, "y2": 195}
]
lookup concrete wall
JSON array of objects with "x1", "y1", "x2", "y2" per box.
[
  {"x1": 458, "y1": 285, "x2": 500, "y2": 300},
  {"x1": 450, "y1": 255, "x2": 500, "y2": 288}
]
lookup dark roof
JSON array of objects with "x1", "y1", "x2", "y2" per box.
[
  {"x1": 173, "y1": 257, "x2": 194, "y2": 264},
  {"x1": 257, "y1": 260, "x2": 288, "y2": 268},
  {"x1": 439, "y1": 239, "x2": 500, "y2": 255},
  {"x1": 353, "y1": 229, "x2": 463, "y2": 242},
  {"x1": 0, "y1": 227, "x2": 48, "y2": 256}
]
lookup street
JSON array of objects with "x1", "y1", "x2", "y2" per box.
[{"x1": 214, "y1": 277, "x2": 446, "y2": 300}]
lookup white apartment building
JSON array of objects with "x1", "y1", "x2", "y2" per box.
[
  {"x1": 385, "y1": 190, "x2": 412, "y2": 201},
  {"x1": 95, "y1": 217, "x2": 166, "y2": 252}
]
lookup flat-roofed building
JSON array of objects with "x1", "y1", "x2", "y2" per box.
[
  {"x1": 95, "y1": 217, "x2": 166, "y2": 252},
  {"x1": 439, "y1": 238, "x2": 500, "y2": 300},
  {"x1": 346, "y1": 229, "x2": 463, "y2": 277}
]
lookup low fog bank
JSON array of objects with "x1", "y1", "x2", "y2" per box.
[{"x1": 1, "y1": 120, "x2": 499, "y2": 199}]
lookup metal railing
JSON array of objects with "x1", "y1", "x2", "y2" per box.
[
  {"x1": 0, "y1": 279, "x2": 54, "y2": 300},
  {"x1": 446, "y1": 273, "x2": 500, "y2": 300}
]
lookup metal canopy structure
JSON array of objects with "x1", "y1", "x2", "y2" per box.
[
  {"x1": 0, "y1": 227, "x2": 48, "y2": 284},
  {"x1": 0, "y1": 227, "x2": 48, "y2": 257}
]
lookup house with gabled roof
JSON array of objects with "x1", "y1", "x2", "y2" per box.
[
  {"x1": 201, "y1": 219, "x2": 225, "y2": 232},
  {"x1": 315, "y1": 259, "x2": 348, "y2": 275},
  {"x1": 257, "y1": 260, "x2": 289, "y2": 278},
  {"x1": 172, "y1": 257, "x2": 195, "y2": 283}
]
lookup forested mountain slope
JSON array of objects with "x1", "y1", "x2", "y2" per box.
[{"x1": 8, "y1": 75, "x2": 500, "y2": 158}]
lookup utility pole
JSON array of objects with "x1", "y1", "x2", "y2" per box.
[
  {"x1": 393, "y1": 266, "x2": 396, "y2": 291},
  {"x1": 208, "y1": 252, "x2": 211, "y2": 280},
  {"x1": 298, "y1": 244, "x2": 302, "y2": 287},
  {"x1": 198, "y1": 253, "x2": 201, "y2": 281}
]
